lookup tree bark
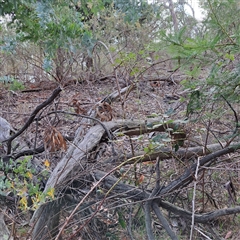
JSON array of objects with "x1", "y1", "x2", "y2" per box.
[{"x1": 168, "y1": 0, "x2": 179, "y2": 32}]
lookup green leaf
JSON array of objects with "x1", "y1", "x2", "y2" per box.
[
  {"x1": 152, "y1": 123, "x2": 164, "y2": 129},
  {"x1": 186, "y1": 90, "x2": 201, "y2": 116},
  {"x1": 146, "y1": 113, "x2": 159, "y2": 118},
  {"x1": 118, "y1": 211, "x2": 126, "y2": 229},
  {"x1": 43, "y1": 58, "x2": 52, "y2": 72},
  {"x1": 151, "y1": 133, "x2": 166, "y2": 143},
  {"x1": 175, "y1": 119, "x2": 189, "y2": 124},
  {"x1": 174, "y1": 144, "x2": 179, "y2": 152},
  {"x1": 225, "y1": 53, "x2": 234, "y2": 61}
]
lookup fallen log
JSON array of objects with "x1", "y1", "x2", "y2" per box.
[{"x1": 43, "y1": 118, "x2": 177, "y2": 192}]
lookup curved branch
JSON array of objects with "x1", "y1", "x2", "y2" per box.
[
  {"x1": 159, "y1": 143, "x2": 240, "y2": 195},
  {"x1": 4, "y1": 86, "x2": 62, "y2": 154},
  {"x1": 1, "y1": 136, "x2": 73, "y2": 162},
  {"x1": 183, "y1": 2, "x2": 195, "y2": 19},
  {"x1": 160, "y1": 200, "x2": 240, "y2": 223}
]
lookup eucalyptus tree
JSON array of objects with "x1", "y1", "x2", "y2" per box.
[{"x1": 0, "y1": 0, "x2": 161, "y2": 82}]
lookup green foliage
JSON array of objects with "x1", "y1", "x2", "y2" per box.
[
  {"x1": 0, "y1": 0, "x2": 156, "y2": 58},
  {"x1": 186, "y1": 90, "x2": 202, "y2": 116},
  {"x1": 0, "y1": 36, "x2": 17, "y2": 53},
  {"x1": 0, "y1": 0, "x2": 17, "y2": 15},
  {"x1": 114, "y1": 0, "x2": 155, "y2": 24},
  {"x1": 9, "y1": 79, "x2": 25, "y2": 91},
  {"x1": 115, "y1": 51, "x2": 137, "y2": 70},
  {"x1": 0, "y1": 157, "x2": 53, "y2": 210},
  {"x1": 151, "y1": 133, "x2": 169, "y2": 144},
  {"x1": 0, "y1": 76, "x2": 25, "y2": 91},
  {"x1": 158, "y1": 0, "x2": 240, "y2": 124},
  {"x1": 81, "y1": 31, "x2": 97, "y2": 55},
  {"x1": 1, "y1": 0, "x2": 85, "y2": 56},
  {"x1": 143, "y1": 142, "x2": 156, "y2": 154},
  {"x1": 0, "y1": 75, "x2": 14, "y2": 83},
  {"x1": 42, "y1": 58, "x2": 52, "y2": 72}
]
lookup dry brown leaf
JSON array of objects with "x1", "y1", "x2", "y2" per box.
[
  {"x1": 138, "y1": 174, "x2": 145, "y2": 184},
  {"x1": 96, "y1": 102, "x2": 113, "y2": 121},
  {"x1": 71, "y1": 99, "x2": 86, "y2": 114},
  {"x1": 150, "y1": 81, "x2": 161, "y2": 88},
  {"x1": 44, "y1": 127, "x2": 67, "y2": 152},
  {"x1": 224, "y1": 231, "x2": 232, "y2": 239}
]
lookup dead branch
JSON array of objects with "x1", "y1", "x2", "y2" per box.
[
  {"x1": 4, "y1": 86, "x2": 62, "y2": 154},
  {"x1": 93, "y1": 168, "x2": 240, "y2": 223},
  {"x1": 1, "y1": 136, "x2": 74, "y2": 162},
  {"x1": 159, "y1": 144, "x2": 240, "y2": 195},
  {"x1": 144, "y1": 201, "x2": 154, "y2": 240},
  {"x1": 152, "y1": 202, "x2": 178, "y2": 240},
  {"x1": 42, "y1": 118, "x2": 177, "y2": 192},
  {"x1": 106, "y1": 142, "x2": 240, "y2": 165},
  {"x1": 159, "y1": 200, "x2": 240, "y2": 223}
]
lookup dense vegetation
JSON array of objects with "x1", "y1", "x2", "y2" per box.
[{"x1": 0, "y1": 0, "x2": 240, "y2": 239}]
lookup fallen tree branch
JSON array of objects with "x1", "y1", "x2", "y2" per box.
[
  {"x1": 93, "y1": 169, "x2": 240, "y2": 224},
  {"x1": 105, "y1": 142, "x2": 238, "y2": 165},
  {"x1": 94, "y1": 169, "x2": 240, "y2": 225},
  {"x1": 159, "y1": 143, "x2": 240, "y2": 195},
  {"x1": 42, "y1": 118, "x2": 177, "y2": 192},
  {"x1": 152, "y1": 202, "x2": 178, "y2": 240},
  {"x1": 4, "y1": 86, "x2": 62, "y2": 154},
  {"x1": 54, "y1": 162, "x2": 145, "y2": 240},
  {"x1": 30, "y1": 120, "x2": 240, "y2": 233},
  {"x1": 159, "y1": 200, "x2": 240, "y2": 223}
]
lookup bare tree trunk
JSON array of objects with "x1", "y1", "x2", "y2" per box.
[
  {"x1": 56, "y1": 48, "x2": 65, "y2": 82},
  {"x1": 168, "y1": 0, "x2": 179, "y2": 32}
]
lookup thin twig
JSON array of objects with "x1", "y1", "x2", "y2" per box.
[
  {"x1": 190, "y1": 156, "x2": 200, "y2": 240},
  {"x1": 221, "y1": 95, "x2": 239, "y2": 135},
  {"x1": 194, "y1": 227, "x2": 212, "y2": 240},
  {"x1": 97, "y1": 41, "x2": 125, "y2": 116}
]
